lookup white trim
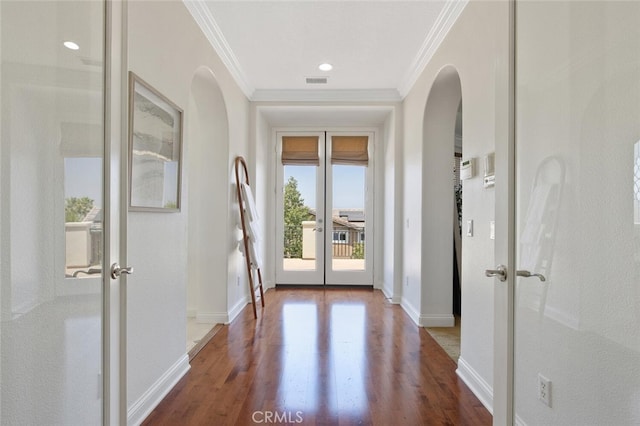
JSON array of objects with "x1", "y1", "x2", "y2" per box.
[
  {"x1": 381, "y1": 283, "x2": 399, "y2": 304},
  {"x1": 419, "y1": 313, "x2": 455, "y2": 327},
  {"x1": 186, "y1": 309, "x2": 197, "y2": 318},
  {"x1": 400, "y1": 297, "x2": 421, "y2": 326},
  {"x1": 398, "y1": 0, "x2": 469, "y2": 98},
  {"x1": 183, "y1": 0, "x2": 254, "y2": 98},
  {"x1": 381, "y1": 285, "x2": 392, "y2": 299},
  {"x1": 127, "y1": 355, "x2": 190, "y2": 426},
  {"x1": 456, "y1": 357, "x2": 494, "y2": 415},
  {"x1": 252, "y1": 89, "x2": 401, "y2": 103},
  {"x1": 515, "y1": 415, "x2": 528, "y2": 426},
  {"x1": 227, "y1": 296, "x2": 249, "y2": 324},
  {"x1": 195, "y1": 312, "x2": 228, "y2": 325}
]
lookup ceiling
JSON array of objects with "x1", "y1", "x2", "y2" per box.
[{"x1": 186, "y1": 0, "x2": 467, "y2": 102}]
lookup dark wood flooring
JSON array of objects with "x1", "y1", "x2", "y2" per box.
[{"x1": 143, "y1": 288, "x2": 491, "y2": 426}]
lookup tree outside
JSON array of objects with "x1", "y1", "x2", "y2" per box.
[
  {"x1": 352, "y1": 242, "x2": 364, "y2": 259},
  {"x1": 65, "y1": 197, "x2": 94, "y2": 222},
  {"x1": 283, "y1": 177, "x2": 310, "y2": 258}
]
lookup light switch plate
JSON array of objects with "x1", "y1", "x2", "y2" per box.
[
  {"x1": 490, "y1": 221, "x2": 495, "y2": 240},
  {"x1": 467, "y1": 220, "x2": 473, "y2": 237}
]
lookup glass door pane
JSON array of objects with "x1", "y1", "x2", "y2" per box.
[
  {"x1": 1, "y1": 0, "x2": 105, "y2": 424},
  {"x1": 325, "y1": 133, "x2": 374, "y2": 285},
  {"x1": 329, "y1": 165, "x2": 366, "y2": 272},
  {"x1": 283, "y1": 165, "x2": 318, "y2": 272},
  {"x1": 514, "y1": 1, "x2": 640, "y2": 424}
]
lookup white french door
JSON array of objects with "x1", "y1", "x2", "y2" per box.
[
  {"x1": 493, "y1": 1, "x2": 640, "y2": 424},
  {"x1": 0, "y1": 0, "x2": 127, "y2": 424},
  {"x1": 275, "y1": 131, "x2": 374, "y2": 286}
]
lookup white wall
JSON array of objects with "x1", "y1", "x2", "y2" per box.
[
  {"x1": 126, "y1": 1, "x2": 249, "y2": 423},
  {"x1": 402, "y1": 0, "x2": 506, "y2": 409},
  {"x1": 186, "y1": 67, "x2": 230, "y2": 323}
]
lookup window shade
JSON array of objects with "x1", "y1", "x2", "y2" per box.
[
  {"x1": 281, "y1": 136, "x2": 320, "y2": 165},
  {"x1": 331, "y1": 136, "x2": 369, "y2": 166}
]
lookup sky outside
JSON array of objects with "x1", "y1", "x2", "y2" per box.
[
  {"x1": 285, "y1": 164, "x2": 365, "y2": 210},
  {"x1": 65, "y1": 157, "x2": 179, "y2": 208}
]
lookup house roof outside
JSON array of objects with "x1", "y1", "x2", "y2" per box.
[{"x1": 308, "y1": 208, "x2": 365, "y2": 230}]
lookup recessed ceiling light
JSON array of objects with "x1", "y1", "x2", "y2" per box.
[
  {"x1": 318, "y1": 63, "x2": 333, "y2": 71},
  {"x1": 63, "y1": 41, "x2": 80, "y2": 51}
]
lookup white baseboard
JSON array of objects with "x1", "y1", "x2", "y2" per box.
[
  {"x1": 456, "y1": 357, "x2": 493, "y2": 414},
  {"x1": 227, "y1": 296, "x2": 249, "y2": 324},
  {"x1": 419, "y1": 313, "x2": 455, "y2": 327},
  {"x1": 381, "y1": 284, "x2": 394, "y2": 301},
  {"x1": 400, "y1": 297, "x2": 420, "y2": 326},
  {"x1": 128, "y1": 354, "x2": 190, "y2": 426},
  {"x1": 196, "y1": 312, "x2": 228, "y2": 324}
]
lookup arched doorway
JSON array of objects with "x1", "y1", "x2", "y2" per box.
[
  {"x1": 420, "y1": 66, "x2": 462, "y2": 358},
  {"x1": 185, "y1": 67, "x2": 229, "y2": 358}
]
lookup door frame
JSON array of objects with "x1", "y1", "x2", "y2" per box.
[
  {"x1": 104, "y1": 0, "x2": 128, "y2": 424},
  {"x1": 273, "y1": 127, "x2": 377, "y2": 286},
  {"x1": 492, "y1": 0, "x2": 516, "y2": 424}
]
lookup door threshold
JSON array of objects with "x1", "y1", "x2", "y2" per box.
[{"x1": 275, "y1": 284, "x2": 373, "y2": 290}]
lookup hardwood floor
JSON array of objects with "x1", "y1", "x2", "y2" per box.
[{"x1": 143, "y1": 288, "x2": 491, "y2": 426}]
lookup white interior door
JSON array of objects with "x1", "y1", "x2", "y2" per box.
[
  {"x1": 275, "y1": 131, "x2": 374, "y2": 286},
  {"x1": 511, "y1": 2, "x2": 640, "y2": 425},
  {"x1": 0, "y1": 0, "x2": 125, "y2": 424}
]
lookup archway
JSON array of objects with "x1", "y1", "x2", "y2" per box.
[
  {"x1": 420, "y1": 66, "x2": 462, "y2": 337},
  {"x1": 185, "y1": 67, "x2": 229, "y2": 357}
]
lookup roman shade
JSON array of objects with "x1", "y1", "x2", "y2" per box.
[
  {"x1": 331, "y1": 136, "x2": 369, "y2": 166},
  {"x1": 281, "y1": 136, "x2": 320, "y2": 165}
]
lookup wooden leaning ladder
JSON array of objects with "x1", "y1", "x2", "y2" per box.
[{"x1": 234, "y1": 156, "x2": 265, "y2": 319}]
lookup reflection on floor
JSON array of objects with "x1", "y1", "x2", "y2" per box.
[
  {"x1": 186, "y1": 317, "x2": 225, "y2": 361},
  {"x1": 146, "y1": 289, "x2": 490, "y2": 425},
  {"x1": 426, "y1": 315, "x2": 461, "y2": 362}
]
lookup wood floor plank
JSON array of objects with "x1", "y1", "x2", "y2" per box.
[{"x1": 143, "y1": 288, "x2": 491, "y2": 426}]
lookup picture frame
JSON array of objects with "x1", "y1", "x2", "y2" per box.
[{"x1": 128, "y1": 72, "x2": 183, "y2": 212}]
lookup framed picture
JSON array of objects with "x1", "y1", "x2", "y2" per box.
[{"x1": 128, "y1": 72, "x2": 183, "y2": 212}]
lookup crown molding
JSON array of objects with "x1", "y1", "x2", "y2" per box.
[
  {"x1": 397, "y1": 0, "x2": 469, "y2": 98},
  {"x1": 183, "y1": 0, "x2": 254, "y2": 98},
  {"x1": 251, "y1": 89, "x2": 402, "y2": 103}
]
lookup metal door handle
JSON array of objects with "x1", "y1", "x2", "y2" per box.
[
  {"x1": 110, "y1": 263, "x2": 134, "y2": 279},
  {"x1": 516, "y1": 270, "x2": 546, "y2": 282},
  {"x1": 485, "y1": 264, "x2": 507, "y2": 282}
]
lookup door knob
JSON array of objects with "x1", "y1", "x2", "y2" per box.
[
  {"x1": 110, "y1": 263, "x2": 134, "y2": 279},
  {"x1": 516, "y1": 270, "x2": 546, "y2": 282},
  {"x1": 485, "y1": 264, "x2": 507, "y2": 282}
]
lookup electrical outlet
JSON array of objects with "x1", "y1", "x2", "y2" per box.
[{"x1": 538, "y1": 374, "x2": 552, "y2": 407}]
